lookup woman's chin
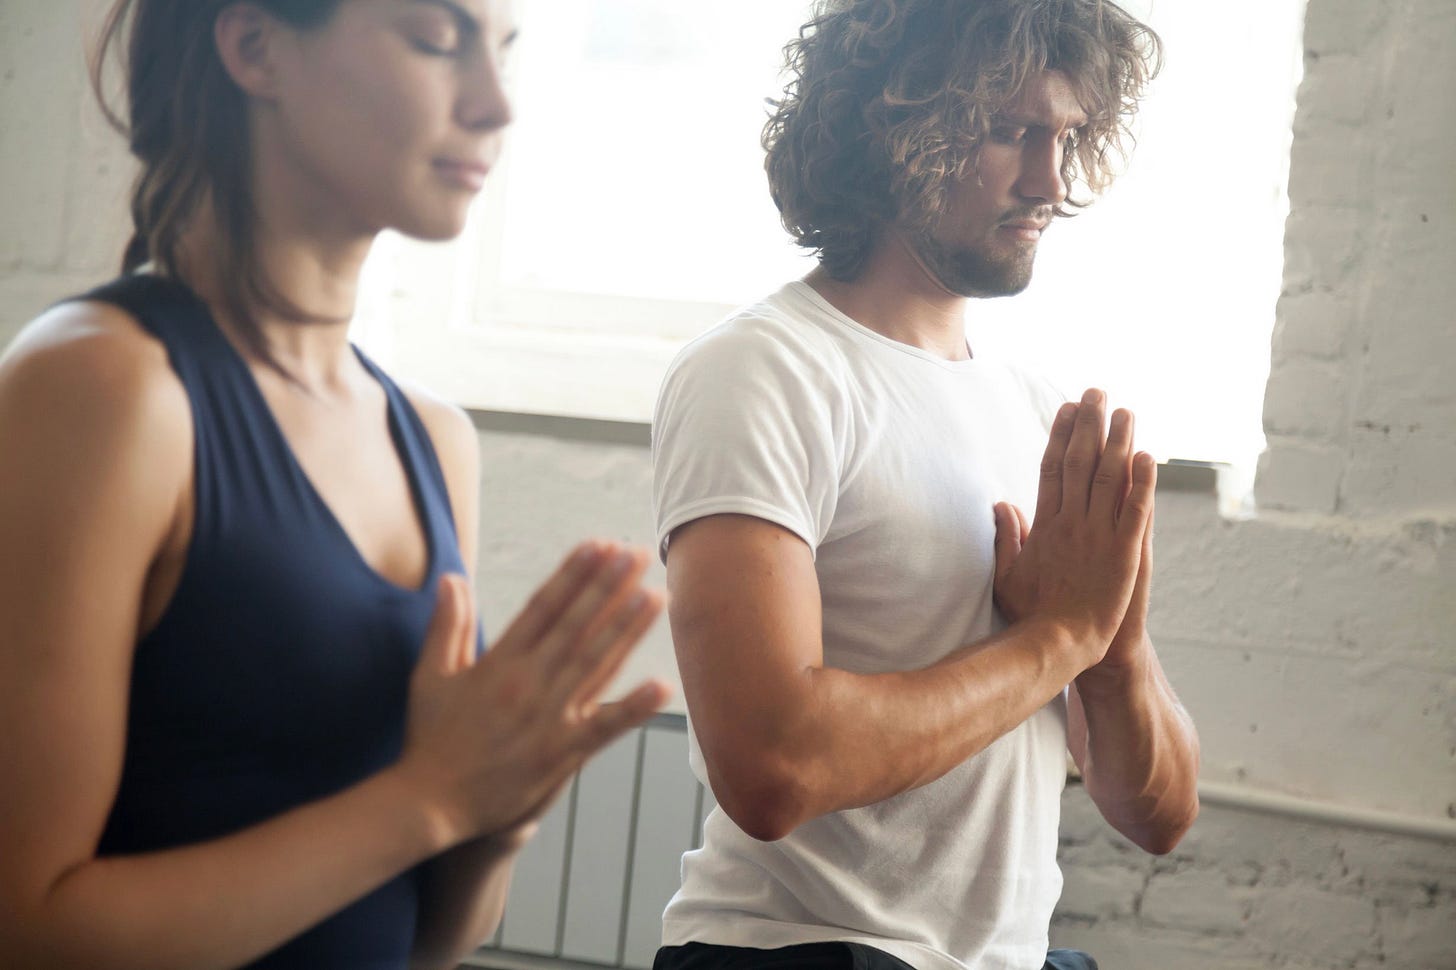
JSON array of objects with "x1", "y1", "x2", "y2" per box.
[{"x1": 391, "y1": 205, "x2": 472, "y2": 243}]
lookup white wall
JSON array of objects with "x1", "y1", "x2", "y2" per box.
[
  {"x1": 2, "y1": 0, "x2": 1453, "y2": 966},
  {"x1": 0, "y1": 0, "x2": 131, "y2": 343}
]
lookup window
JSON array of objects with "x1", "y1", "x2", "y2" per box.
[{"x1": 356, "y1": 0, "x2": 1307, "y2": 488}]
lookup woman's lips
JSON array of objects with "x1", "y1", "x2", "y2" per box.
[{"x1": 433, "y1": 158, "x2": 490, "y2": 191}]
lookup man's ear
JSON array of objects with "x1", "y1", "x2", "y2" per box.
[{"x1": 214, "y1": 3, "x2": 284, "y2": 100}]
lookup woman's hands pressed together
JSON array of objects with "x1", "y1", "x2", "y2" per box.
[{"x1": 396, "y1": 540, "x2": 671, "y2": 852}]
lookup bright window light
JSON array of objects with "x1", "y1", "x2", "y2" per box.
[{"x1": 358, "y1": 0, "x2": 1306, "y2": 487}]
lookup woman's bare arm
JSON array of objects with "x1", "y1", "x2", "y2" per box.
[{"x1": 0, "y1": 305, "x2": 667, "y2": 970}]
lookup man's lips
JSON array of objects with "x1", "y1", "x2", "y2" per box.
[{"x1": 999, "y1": 219, "x2": 1048, "y2": 241}]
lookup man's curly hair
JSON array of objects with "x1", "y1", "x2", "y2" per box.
[{"x1": 764, "y1": 0, "x2": 1162, "y2": 280}]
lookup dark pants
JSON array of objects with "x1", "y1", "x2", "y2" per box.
[{"x1": 654, "y1": 941, "x2": 1098, "y2": 970}]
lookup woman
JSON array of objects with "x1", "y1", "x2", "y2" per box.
[{"x1": 0, "y1": 1, "x2": 670, "y2": 967}]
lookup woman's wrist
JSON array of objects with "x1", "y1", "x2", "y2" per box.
[{"x1": 375, "y1": 760, "x2": 466, "y2": 858}]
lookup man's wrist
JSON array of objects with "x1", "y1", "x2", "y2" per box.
[{"x1": 1075, "y1": 636, "x2": 1153, "y2": 699}]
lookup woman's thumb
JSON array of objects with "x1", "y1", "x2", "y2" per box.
[{"x1": 419, "y1": 574, "x2": 472, "y2": 675}]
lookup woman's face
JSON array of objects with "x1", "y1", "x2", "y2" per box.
[{"x1": 259, "y1": 0, "x2": 516, "y2": 240}]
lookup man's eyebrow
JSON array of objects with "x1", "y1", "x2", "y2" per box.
[{"x1": 997, "y1": 113, "x2": 1090, "y2": 130}]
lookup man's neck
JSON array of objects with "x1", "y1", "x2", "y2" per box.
[{"x1": 803, "y1": 231, "x2": 972, "y2": 361}]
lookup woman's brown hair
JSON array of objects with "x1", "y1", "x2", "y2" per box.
[
  {"x1": 764, "y1": 0, "x2": 1163, "y2": 280},
  {"x1": 90, "y1": 0, "x2": 346, "y2": 366}
]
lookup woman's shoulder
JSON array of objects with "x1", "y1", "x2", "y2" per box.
[
  {"x1": 5, "y1": 295, "x2": 172, "y2": 379},
  {"x1": 388, "y1": 375, "x2": 478, "y2": 471},
  {"x1": 0, "y1": 295, "x2": 191, "y2": 454}
]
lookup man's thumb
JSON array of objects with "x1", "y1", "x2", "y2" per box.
[{"x1": 992, "y1": 502, "x2": 1022, "y2": 574}]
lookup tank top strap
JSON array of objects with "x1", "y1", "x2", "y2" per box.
[
  {"x1": 75, "y1": 272, "x2": 313, "y2": 540},
  {"x1": 351, "y1": 347, "x2": 461, "y2": 555},
  {"x1": 78, "y1": 273, "x2": 240, "y2": 384}
]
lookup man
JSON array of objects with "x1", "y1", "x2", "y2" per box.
[{"x1": 649, "y1": 2, "x2": 1199, "y2": 970}]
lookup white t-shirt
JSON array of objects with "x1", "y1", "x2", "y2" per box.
[{"x1": 651, "y1": 281, "x2": 1071, "y2": 970}]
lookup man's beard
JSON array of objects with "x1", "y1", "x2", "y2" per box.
[{"x1": 908, "y1": 228, "x2": 1038, "y2": 299}]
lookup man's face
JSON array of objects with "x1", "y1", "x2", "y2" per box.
[{"x1": 908, "y1": 69, "x2": 1088, "y2": 298}]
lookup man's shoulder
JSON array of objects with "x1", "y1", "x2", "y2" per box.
[{"x1": 666, "y1": 284, "x2": 850, "y2": 393}]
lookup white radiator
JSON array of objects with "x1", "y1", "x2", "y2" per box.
[{"x1": 467, "y1": 714, "x2": 712, "y2": 970}]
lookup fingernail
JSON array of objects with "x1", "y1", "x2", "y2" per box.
[
  {"x1": 1081, "y1": 388, "x2": 1100, "y2": 405},
  {"x1": 610, "y1": 549, "x2": 636, "y2": 576}
]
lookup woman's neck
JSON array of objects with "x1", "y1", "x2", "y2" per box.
[{"x1": 174, "y1": 201, "x2": 376, "y2": 390}]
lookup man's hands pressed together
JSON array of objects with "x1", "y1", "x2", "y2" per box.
[
  {"x1": 992, "y1": 387, "x2": 1156, "y2": 673},
  {"x1": 993, "y1": 388, "x2": 1199, "y2": 855},
  {"x1": 665, "y1": 389, "x2": 1182, "y2": 842}
]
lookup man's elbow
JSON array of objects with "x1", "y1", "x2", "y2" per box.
[
  {"x1": 708, "y1": 755, "x2": 817, "y2": 843},
  {"x1": 1130, "y1": 795, "x2": 1200, "y2": 856}
]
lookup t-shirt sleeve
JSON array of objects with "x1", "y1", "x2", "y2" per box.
[{"x1": 652, "y1": 320, "x2": 842, "y2": 563}]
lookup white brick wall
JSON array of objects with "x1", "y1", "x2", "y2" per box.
[
  {"x1": 2, "y1": 0, "x2": 1453, "y2": 967},
  {"x1": 0, "y1": 0, "x2": 132, "y2": 345},
  {"x1": 1260, "y1": 0, "x2": 1456, "y2": 518}
]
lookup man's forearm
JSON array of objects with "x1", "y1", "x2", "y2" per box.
[
  {"x1": 1072, "y1": 638, "x2": 1200, "y2": 854},
  {"x1": 706, "y1": 618, "x2": 1090, "y2": 841}
]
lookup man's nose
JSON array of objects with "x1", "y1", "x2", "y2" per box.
[{"x1": 1016, "y1": 137, "x2": 1069, "y2": 206}]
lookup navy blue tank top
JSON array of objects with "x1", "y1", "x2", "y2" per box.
[{"x1": 85, "y1": 273, "x2": 469, "y2": 968}]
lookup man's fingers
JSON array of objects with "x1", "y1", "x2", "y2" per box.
[
  {"x1": 492, "y1": 540, "x2": 610, "y2": 655},
  {"x1": 1133, "y1": 509, "x2": 1154, "y2": 609},
  {"x1": 992, "y1": 503, "x2": 1023, "y2": 577},
  {"x1": 1061, "y1": 389, "x2": 1106, "y2": 515},
  {"x1": 1116, "y1": 451, "x2": 1157, "y2": 549},
  {"x1": 1090, "y1": 408, "x2": 1135, "y2": 526},
  {"x1": 1035, "y1": 402, "x2": 1078, "y2": 523},
  {"x1": 1013, "y1": 504, "x2": 1031, "y2": 544}
]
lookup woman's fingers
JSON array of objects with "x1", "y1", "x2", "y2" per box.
[
  {"x1": 562, "y1": 587, "x2": 665, "y2": 709},
  {"x1": 579, "y1": 680, "x2": 673, "y2": 753},
  {"x1": 483, "y1": 542, "x2": 659, "y2": 708},
  {"x1": 535, "y1": 545, "x2": 651, "y2": 662},
  {"x1": 490, "y1": 540, "x2": 610, "y2": 656},
  {"x1": 418, "y1": 573, "x2": 474, "y2": 677},
  {"x1": 452, "y1": 577, "x2": 478, "y2": 673}
]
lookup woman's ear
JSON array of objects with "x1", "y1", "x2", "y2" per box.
[{"x1": 214, "y1": 3, "x2": 284, "y2": 100}]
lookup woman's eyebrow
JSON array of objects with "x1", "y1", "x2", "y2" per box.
[{"x1": 407, "y1": 0, "x2": 482, "y2": 38}]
